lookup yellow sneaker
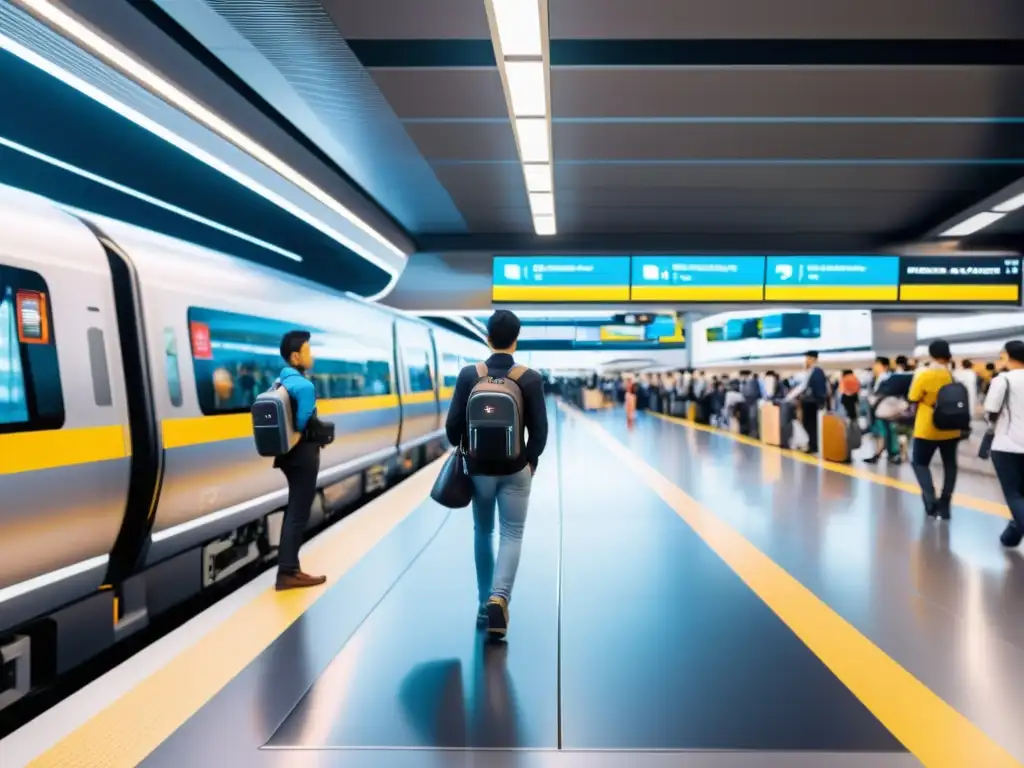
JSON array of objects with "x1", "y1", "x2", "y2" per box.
[{"x1": 486, "y1": 595, "x2": 508, "y2": 638}]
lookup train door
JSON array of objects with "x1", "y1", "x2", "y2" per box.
[{"x1": 394, "y1": 320, "x2": 440, "y2": 455}]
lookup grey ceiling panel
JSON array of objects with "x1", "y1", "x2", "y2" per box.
[
  {"x1": 552, "y1": 68, "x2": 1024, "y2": 119},
  {"x1": 553, "y1": 123, "x2": 1022, "y2": 161},
  {"x1": 549, "y1": 0, "x2": 1024, "y2": 39},
  {"x1": 560, "y1": 186, "x2": 930, "y2": 211},
  {"x1": 458, "y1": 206, "x2": 535, "y2": 232},
  {"x1": 431, "y1": 163, "x2": 528, "y2": 204},
  {"x1": 369, "y1": 69, "x2": 507, "y2": 119},
  {"x1": 553, "y1": 163, "x2": 1013, "y2": 193},
  {"x1": 320, "y1": 0, "x2": 490, "y2": 38},
  {"x1": 405, "y1": 122, "x2": 519, "y2": 161},
  {"x1": 555, "y1": 206, "x2": 906, "y2": 233}
]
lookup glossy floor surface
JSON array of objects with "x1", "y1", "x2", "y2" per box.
[{"x1": 16, "y1": 403, "x2": 1024, "y2": 767}]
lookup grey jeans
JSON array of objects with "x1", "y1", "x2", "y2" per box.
[{"x1": 471, "y1": 466, "x2": 533, "y2": 604}]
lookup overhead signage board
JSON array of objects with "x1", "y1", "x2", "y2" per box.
[
  {"x1": 764, "y1": 256, "x2": 901, "y2": 302},
  {"x1": 630, "y1": 256, "x2": 766, "y2": 301},
  {"x1": 898, "y1": 255, "x2": 1022, "y2": 304},
  {"x1": 492, "y1": 256, "x2": 630, "y2": 302}
]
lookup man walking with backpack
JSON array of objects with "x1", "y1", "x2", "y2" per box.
[
  {"x1": 908, "y1": 340, "x2": 969, "y2": 520},
  {"x1": 445, "y1": 310, "x2": 548, "y2": 638}
]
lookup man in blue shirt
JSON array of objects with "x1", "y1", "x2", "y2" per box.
[
  {"x1": 785, "y1": 350, "x2": 828, "y2": 453},
  {"x1": 274, "y1": 331, "x2": 326, "y2": 591}
]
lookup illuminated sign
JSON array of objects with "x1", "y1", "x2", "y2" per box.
[
  {"x1": 630, "y1": 256, "x2": 766, "y2": 301},
  {"x1": 492, "y1": 256, "x2": 630, "y2": 302},
  {"x1": 764, "y1": 256, "x2": 900, "y2": 301},
  {"x1": 898, "y1": 256, "x2": 1022, "y2": 304}
]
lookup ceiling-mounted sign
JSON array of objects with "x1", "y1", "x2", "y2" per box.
[
  {"x1": 898, "y1": 256, "x2": 1022, "y2": 304},
  {"x1": 764, "y1": 256, "x2": 901, "y2": 302},
  {"x1": 630, "y1": 256, "x2": 766, "y2": 301},
  {"x1": 492, "y1": 256, "x2": 630, "y2": 302}
]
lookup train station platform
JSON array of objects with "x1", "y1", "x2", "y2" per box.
[{"x1": 4, "y1": 403, "x2": 1024, "y2": 768}]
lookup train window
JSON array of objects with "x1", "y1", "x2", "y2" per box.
[
  {"x1": 87, "y1": 328, "x2": 113, "y2": 407},
  {"x1": 188, "y1": 307, "x2": 393, "y2": 416},
  {"x1": 0, "y1": 265, "x2": 64, "y2": 433},
  {"x1": 441, "y1": 353, "x2": 461, "y2": 388},
  {"x1": 163, "y1": 328, "x2": 183, "y2": 407},
  {"x1": 405, "y1": 347, "x2": 434, "y2": 393}
]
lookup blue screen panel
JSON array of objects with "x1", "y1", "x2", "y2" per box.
[
  {"x1": 630, "y1": 256, "x2": 765, "y2": 301},
  {"x1": 764, "y1": 256, "x2": 900, "y2": 301},
  {"x1": 493, "y1": 256, "x2": 631, "y2": 302}
]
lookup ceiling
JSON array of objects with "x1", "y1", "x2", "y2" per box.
[{"x1": 153, "y1": 0, "x2": 1024, "y2": 254}]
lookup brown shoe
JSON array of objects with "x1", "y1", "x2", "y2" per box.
[{"x1": 275, "y1": 570, "x2": 326, "y2": 591}]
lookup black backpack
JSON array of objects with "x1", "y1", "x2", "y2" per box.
[
  {"x1": 932, "y1": 378, "x2": 971, "y2": 431},
  {"x1": 466, "y1": 362, "x2": 527, "y2": 462}
]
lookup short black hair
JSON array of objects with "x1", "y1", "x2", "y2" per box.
[
  {"x1": 487, "y1": 309, "x2": 521, "y2": 350},
  {"x1": 1005, "y1": 340, "x2": 1024, "y2": 364},
  {"x1": 875, "y1": 355, "x2": 891, "y2": 367},
  {"x1": 280, "y1": 330, "x2": 311, "y2": 363},
  {"x1": 842, "y1": 369, "x2": 853, "y2": 376},
  {"x1": 895, "y1": 355, "x2": 909, "y2": 367},
  {"x1": 928, "y1": 339, "x2": 951, "y2": 361},
  {"x1": 961, "y1": 359, "x2": 973, "y2": 369},
  {"x1": 806, "y1": 350, "x2": 819, "y2": 359}
]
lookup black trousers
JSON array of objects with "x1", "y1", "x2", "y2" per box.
[
  {"x1": 910, "y1": 438, "x2": 958, "y2": 507},
  {"x1": 276, "y1": 442, "x2": 320, "y2": 573},
  {"x1": 801, "y1": 401, "x2": 819, "y2": 452},
  {"x1": 991, "y1": 451, "x2": 1024, "y2": 528}
]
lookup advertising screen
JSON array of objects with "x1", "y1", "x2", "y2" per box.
[
  {"x1": 692, "y1": 309, "x2": 872, "y2": 364},
  {"x1": 898, "y1": 256, "x2": 1022, "y2": 304},
  {"x1": 764, "y1": 256, "x2": 901, "y2": 302},
  {"x1": 492, "y1": 256, "x2": 631, "y2": 302},
  {"x1": 630, "y1": 256, "x2": 766, "y2": 301}
]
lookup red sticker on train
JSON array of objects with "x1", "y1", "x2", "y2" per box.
[{"x1": 189, "y1": 322, "x2": 213, "y2": 360}]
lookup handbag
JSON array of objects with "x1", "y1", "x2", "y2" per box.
[
  {"x1": 430, "y1": 447, "x2": 474, "y2": 509},
  {"x1": 979, "y1": 384, "x2": 1009, "y2": 460}
]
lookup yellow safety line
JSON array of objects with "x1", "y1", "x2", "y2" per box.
[
  {"x1": 29, "y1": 458, "x2": 446, "y2": 768},
  {"x1": 564, "y1": 405, "x2": 1021, "y2": 767},
  {"x1": 650, "y1": 411, "x2": 1010, "y2": 519}
]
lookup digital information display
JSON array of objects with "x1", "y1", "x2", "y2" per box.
[
  {"x1": 630, "y1": 256, "x2": 766, "y2": 301},
  {"x1": 492, "y1": 256, "x2": 630, "y2": 302},
  {"x1": 764, "y1": 256, "x2": 901, "y2": 302},
  {"x1": 492, "y1": 255, "x2": 1022, "y2": 306},
  {"x1": 898, "y1": 256, "x2": 1022, "y2": 304}
]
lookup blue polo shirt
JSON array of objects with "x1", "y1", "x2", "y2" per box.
[{"x1": 279, "y1": 366, "x2": 316, "y2": 432}]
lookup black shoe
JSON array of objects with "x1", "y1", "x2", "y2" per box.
[
  {"x1": 889, "y1": 456, "x2": 902, "y2": 465},
  {"x1": 936, "y1": 498, "x2": 952, "y2": 521},
  {"x1": 1001, "y1": 522, "x2": 1024, "y2": 547},
  {"x1": 863, "y1": 455, "x2": 880, "y2": 465},
  {"x1": 924, "y1": 498, "x2": 938, "y2": 518},
  {"x1": 486, "y1": 596, "x2": 508, "y2": 639}
]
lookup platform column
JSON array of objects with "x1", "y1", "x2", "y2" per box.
[{"x1": 871, "y1": 313, "x2": 918, "y2": 360}]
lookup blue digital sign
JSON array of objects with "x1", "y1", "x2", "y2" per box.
[
  {"x1": 764, "y1": 256, "x2": 900, "y2": 301},
  {"x1": 630, "y1": 256, "x2": 766, "y2": 301},
  {"x1": 492, "y1": 256, "x2": 631, "y2": 302}
]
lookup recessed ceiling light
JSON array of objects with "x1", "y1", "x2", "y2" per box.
[
  {"x1": 529, "y1": 191, "x2": 554, "y2": 216},
  {"x1": 515, "y1": 118, "x2": 549, "y2": 163},
  {"x1": 534, "y1": 214, "x2": 556, "y2": 236},
  {"x1": 993, "y1": 191, "x2": 1024, "y2": 213},
  {"x1": 939, "y1": 211, "x2": 1006, "y2": 237},
  {"x1": 523, "y1": 163, "x2": 552, "y2": 193},
  {"x1": 504, "y1": 60, "x2": 547, "y2": 117},
  {"x1": 491, "y1": 0, "x2": 543, "y2": 57}
]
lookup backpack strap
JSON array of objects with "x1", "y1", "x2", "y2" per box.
[
  {"x1": 506, "y1": 364, "x2": 528, "y2": 382},
  {"x1": 474, "y1": 361, "x2": 488, "y2": 379}
]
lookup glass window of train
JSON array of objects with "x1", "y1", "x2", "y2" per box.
[
  {"x1": 86, "y1": 328, "x2": 113, "y2": 407},
  {"x1": 0, "y1": 265, "x2": 64, "y2": 433},
  {"x1": 309, "y1": 340, "x2": 393, "y2": 399},
  {"x1": 405, "y1": 347, "x2": 434, "y2": 393},
  {"x1": 163, "y1": 327, "x2": 182, "y2": 407},
  {"x1": 188, "y1": 306, "x2": 294, "y2": 416},
  {"x1": 441, "y1": 353, "x2": 461, "y2": 388}
]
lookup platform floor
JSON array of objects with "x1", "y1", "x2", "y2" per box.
[{"x1": 4, "y1": 403, "x2": 1024, "y2": 767}]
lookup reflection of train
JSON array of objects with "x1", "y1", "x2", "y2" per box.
[
  {"x1": 705, "y1": 312, "x2": 821, "y2": 343},
  {"x1": 0, "y1": 184, "x2": 483, "y2": 711}
]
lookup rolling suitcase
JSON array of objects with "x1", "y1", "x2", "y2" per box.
[{"x1": 820, "y1": 413, "x2": 852, "y2": 463}]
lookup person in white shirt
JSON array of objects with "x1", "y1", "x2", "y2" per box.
[
  {"x1": 984, "y1": 340, "x2": 1024, "y2": 547},
  {"x1": 954, "y1": 360, "x2": 979, "y2": 419}
]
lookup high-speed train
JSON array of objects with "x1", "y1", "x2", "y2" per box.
[{"x1": 0, "y1": 183, "x2": 485, "y2": 710}]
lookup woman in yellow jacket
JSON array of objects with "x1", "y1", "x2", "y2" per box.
[{"x1": 908, "y1": 340, "x2": 961, "y2": 520}]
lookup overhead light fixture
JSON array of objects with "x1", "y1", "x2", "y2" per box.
[
  {"x1": 523, "y1": 163, "x2": 552, "y2": 193},
  {"x1": 487, "y1": 0, "x2": 554, "y2": 238},
  {"x1": 993, "y1": 191, "x2": 1024, "y2": 213},
  {"x1": 504, "y1": 60, "x2": 546, "y2": 117},
  {"x1": 529, "y1": 191, "x2": 554, "y2": 216},
  {"x1": 515, "y1": 118, "x2": 549, "y2": 163},
  {"x1": 940, "y1": 211, "x2": 1006, "y2": 238},
  {"x1": 5, "y1": 0, "x2": 406, "y2": 282},
  {"x1": 491, "y1": 0, "x2": 543, "y2": 57},
  {"x1": 534, "y1": 215, "x2": 556, "y2": 236}
]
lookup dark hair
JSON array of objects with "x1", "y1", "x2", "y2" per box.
[
  {"x1": 875, "y1": 355, "x2": 891, "y2": 367},
  {"x1": 487, "y1": 309, "x2": 521, "y2": 350},
  {"x1": 806, "y1": 350, "x2": 819, "y2": 359},
  {"x1": 841, "y1": 369, "x2": 853, "y2": 376},
  {"x1": 928, "y1": 339, "x2": 951, "y2": 361},
  {"x1": 961, "y1": 359, "x2": 973, "y2": 369},
  {"x1": 1004, "y1": 340, "x2": 1024, "y2": 364},
  {"x1": 895, "y1": 355, "x2": 908, "y2": 367},
  {"x1": 280, "y1": 330, "x2": 311, "y2": 363},
  {"x1": 987, "y1": 362, "x2": 997, "y2": 371}
]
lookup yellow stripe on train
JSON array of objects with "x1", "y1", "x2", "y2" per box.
[{"x1": 0, "y1": 424, "x2": 130, "y2": 475}]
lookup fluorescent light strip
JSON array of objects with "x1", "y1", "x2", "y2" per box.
[
  {"x1": 993, "y1": 190, "x2": 1024, "y2": 213},
  {"x1": 515, "y1": 118, "x2": 550, "y2": 163},
  {"x1": 14, "y1": 0, "x2": 405, "y2": 266},
  {"x1": 939, "y1": 211, "x2": 1006, "y2": 237},
  {"x1": 529, "y1": 191, "x2": 554, "y2": 216},
  {"x1": 523, "y1": 163, "x2": 552, "y2": 193},
  {"x1": 534, "y1": 214, "x2": 556, "y2": 235},
  {"x1": 0, "y1": 135, "x2": 303, "y2": 262},
  {"x1": 504, "y1": 60, "x2": 546, "y2": 117},
  {"x1": 491, "y1": 0, "x2": 543, "y2": 56}
]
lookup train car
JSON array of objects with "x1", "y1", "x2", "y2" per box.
[{"x1": 0, "y1": 184, "x2": 485, "y2": 711}]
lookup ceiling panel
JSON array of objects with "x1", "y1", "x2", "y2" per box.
[
  {"x1": 405, "y1": 122, "x2": 519, "y2": 162},
  {"x1": 551, "y1": 68, "x2": 1024, "y2": 118},
  {"x1": 549, "y1": 0, "x2": 1024, "y2": 39},
  {"x1": 369, "y1": 69, "x2": 507, "y2": 119},
  {"x1": 321, "y1": 0, "x2": 490, "y2": 38}
]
